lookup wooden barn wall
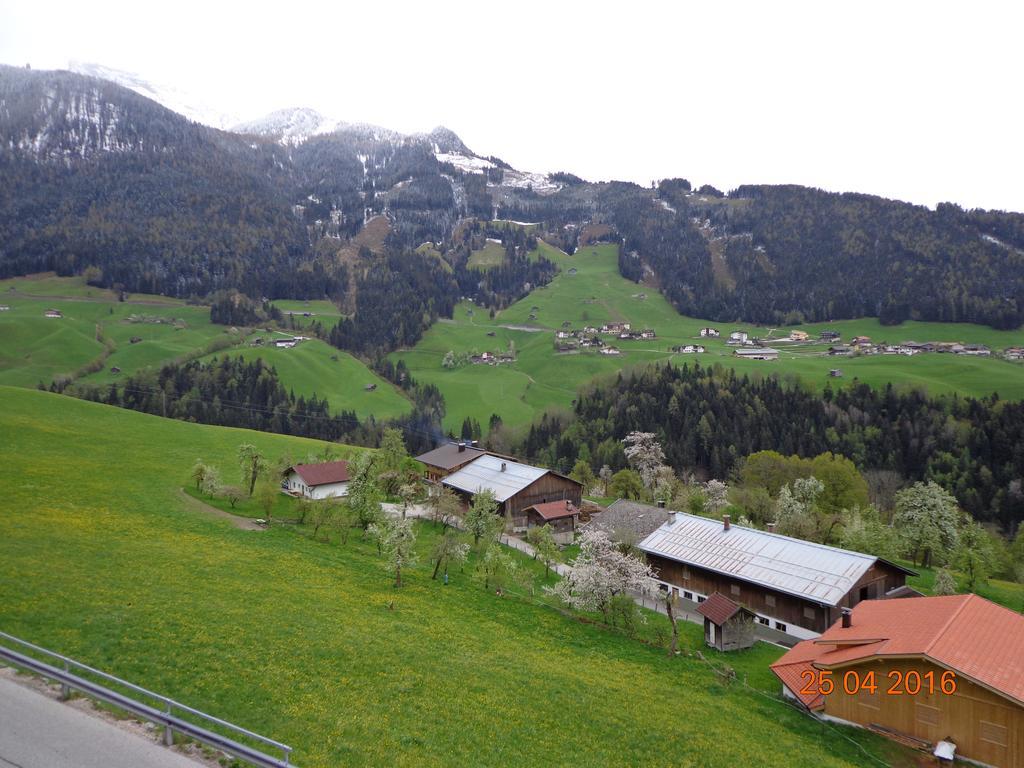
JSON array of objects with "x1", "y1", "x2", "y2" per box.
[
  {"x1": 823, "y1": 657, "x2": 1023, "y2": 768},
  {"x1": 646, "y1": 554, "x2": 909, "y2": 635}
]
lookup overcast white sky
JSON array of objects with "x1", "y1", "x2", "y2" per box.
[{"x1": 2, "y1": 0, "x2": 1022, "y2": 211}]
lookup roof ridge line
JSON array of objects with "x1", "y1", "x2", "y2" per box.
[
  {"x1": 924, "y1": 594, "x2": 973, "y2": 656},
  {"x1": 664, "y1": 510, "x2": 878, "y2": 563}
]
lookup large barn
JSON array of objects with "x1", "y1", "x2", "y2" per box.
[
  {"x1": 771, "y1": 595, "x2": 1024, "y2": 767},
  {"x1": 441, "y1": 454, "x2": 582, "y2": 532},
  {"x1": 638, "y1": 511, "x2": 915, "y2": 640}
]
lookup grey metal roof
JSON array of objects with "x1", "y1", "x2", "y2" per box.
[
  {"x1": 638, "y1": 512, "x2": 878, "y2": 606},
  {"x1": 587, "y1": 500, "x2": 671, "y2": 543},
  {"x1": 442, "y1": 454, "x2": 549, "y2": 503}
]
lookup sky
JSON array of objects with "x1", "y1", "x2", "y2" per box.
[{"x1": 2, "y1": 0, "x2": 1022, "y2": 212}]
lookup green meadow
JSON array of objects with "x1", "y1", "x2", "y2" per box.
[
  {"x1": 392, "y1": 242, "x2": 1024, "y2": 431},
  {"x1": 466, "y1": 240, "x2": 506, "y2": 269},
  {"x1": 199, "y1": 338, "x2": 411, "y2": 421},
  {"x1": 0, "y1": 275, "x2": 403, "y2": 420},
  {"x1": 0, "y1": 282, "x2": 226, "y2": 388},
  {"x1": 0, "y1": 387, "x2": 912, "y2": 767},
  {"x1": 271, "y1": 299, "x2": 346, "y2": 331}
]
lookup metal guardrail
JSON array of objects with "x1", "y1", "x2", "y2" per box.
[{"x1": 0, "y1": 630, "x2": 293, "y2": 768}]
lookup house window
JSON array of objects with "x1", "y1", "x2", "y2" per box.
[
  {"x1": 757, "y1": 617, "x2": 769, "y2": 626},
  {"x1": 730, "y1": 584, "x2": 741, "y2": 597},
  {"x1": 803, "y1": 606, "x2": 816, "y2": 620},
  {"x1": 765, "y1": 595, "x2": 775, "y2": 608},
  {"x1": 859, "y1": 585, "x2": 870, "y2": 602},
  {"x1": 915, "y1": 704, "x2": 940, "y2": 726},
  {"x1": 775, "y1": 621, "x2": 787, "y2": 632},
  {"x1": 696, "y1": 595, "x2": 705, "y2": 603},
  {"x1": 980, "y1": 721, "x2": 1008, "y2": 747},
  {"x1": 683, "y1": 591, "x2": 693, "y2": 601},
  {"x1": 682, "y1": 566, "x2": 690, "y2": 580}
]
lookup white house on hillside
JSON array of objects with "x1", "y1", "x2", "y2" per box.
[{"x1": 282, "y1": 461, "x2": 351, "y2": 499}]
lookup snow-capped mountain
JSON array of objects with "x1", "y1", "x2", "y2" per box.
[
  {"x1": 24, "y1": 62, "x2": 564, "y2": 195},
  {"x1": 232, "y1": 107, "x2": 337, "y2": 145},
  {"x1": 67, "y1": 61, "x2": 240, "y2": 130}
]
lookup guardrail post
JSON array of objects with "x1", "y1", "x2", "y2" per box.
[
  {"x1": 61, "y1": 660, "x2": 70, "y2": 700},
  {"x1": 164, "y1": 702, "x2": 174, "y2": 746}
]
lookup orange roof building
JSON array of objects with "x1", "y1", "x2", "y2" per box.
[{"x1": 771, "y1": 595, "x2": 1024, "y2": 766}]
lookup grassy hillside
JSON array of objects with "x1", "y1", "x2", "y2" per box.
[
  {"x1": 0, "y1": 277, "x2": 227, "y2": 388},
  {"x1": 393, "y1": 242, "x2": 1024, "y2": 431},
  {"x1": 199, "y1": 338, "x2": 411, "y2": 421},
  {"x1": 0, "y1": 388, "x2": 910, "y2": 767},
  {"x1": 466, "y1": 240, "x2": 506, "y2": 269},
  {"x1": 0, "y1": 275, "x2": 403, "y2": 421}
]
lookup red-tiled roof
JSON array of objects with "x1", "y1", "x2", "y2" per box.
[
  {"x1": 527, "y1": 500, "x2": 579, "y2": 521},
  {"x1": 695, "y1": 592, "x2": 749, "y2": 626},
  {"x1": 770, "y1": 595, "x2": 1024, "y2": 709},
  {"x1": 288, "y1": 460, "x2": 350, "y2": 487}
]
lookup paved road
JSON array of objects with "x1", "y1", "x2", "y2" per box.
[{"x1": 0, "y1": 676, "x2": 202, "y2": 768}]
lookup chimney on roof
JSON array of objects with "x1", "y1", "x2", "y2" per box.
[
  {"x1": 766, "y1": 522, "x2": 776, "y2": 533},
  {"x1": 457, "y1": 442, "x2": 465, "y2": 453},
  {"x1": 500, "y1": 462, "x2": 507, "y2": 472},
  {"x1": 657, "y1": 500, "x2": 666, "y2": 508},
  {"x1": 668, "y1": 511, "x2": 677, "y2": 524},
  {"x1": 841, "y1": 608, "x2": 852, "y2": 629},
  {"x1": 723, "y1": 514, "x2": 731, "y2": 531}
]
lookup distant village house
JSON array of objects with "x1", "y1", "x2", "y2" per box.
[{"x1": 733, "y1": 347, "x2": 779, "y2": 361}]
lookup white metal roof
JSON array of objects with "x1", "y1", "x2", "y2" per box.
[
  {"x1": 441, "y1": 454, "x2": 548, "y2": 503},
  {"x1": 638, "y1": 512, "x2": 878, "y2": 606}
]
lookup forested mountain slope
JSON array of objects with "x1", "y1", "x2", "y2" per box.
[{"x1": 2, "y1": 63, "x2": 1024, "y2": 334}]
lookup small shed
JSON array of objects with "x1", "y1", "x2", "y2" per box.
[
  {"x1": 696, "y1": 592, "x2": 756, "y2": 652},
  {"x1": 524, "y1": 500, "x2": 579, "y2": 545}
]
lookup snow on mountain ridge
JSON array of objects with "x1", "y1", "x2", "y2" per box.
[
  {"x1": 67, "y1": 60, "x2": 240, "y2": 129},
  {"x1": 232, "y1": 107, "x2": 337, "y2": 145}
]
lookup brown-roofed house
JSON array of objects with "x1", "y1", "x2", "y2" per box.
[
  {"x1": 524, "y1": 500, "x2": 579, "y2": 545},
  {"x1": 696, "y1": 592, "x2": 756, "y2": 651},
  {"x1": 770, "y1": 594, "x2": 1024, "y2": 767},
  {"x1": 415, "y1": 442, "x2": 486, "y2": 482},
  {"x1": 282, "y1": 460, "x2": 351, "y2": 499}
]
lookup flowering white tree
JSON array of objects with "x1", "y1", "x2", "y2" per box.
[
  {"x1": 704, "y1": 479, "x2": 729, "y2": 514},
  {"x1": 893, "y1": 482, "x2": 960, "y2": 566},
  {"x1": 546, "y1": 528, "x2": 653, "y2": 620},
  {"x1": 368, "y1": 517, "x2": 417, "y2": 587},
  {"x1": 774, "y1": 476, "x2": 823, "y2": 541},
  {"x1": 622, "y1": 432, "x2": 667, "y2": 490}
]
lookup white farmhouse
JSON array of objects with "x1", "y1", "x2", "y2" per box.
[{"x1": 282, "y1": 460, "x2": 351, "y2": 499}]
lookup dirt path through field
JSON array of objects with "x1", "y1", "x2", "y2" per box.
[{"x1": 176, "y1": 488, "x2": 264, "y2": 531}]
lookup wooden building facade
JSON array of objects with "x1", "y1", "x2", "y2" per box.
[
  {"x1": 639, "y1": 512, "x2": 914, "y2": 640},
  {"x1": 441, "y1": 454, "x2": 582, "y2": 532},
  {"x1": 772, "y1": 595, "x2": 1024, "y2": 768}
]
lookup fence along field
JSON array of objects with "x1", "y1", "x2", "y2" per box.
[{"x1": 0, "y1": 386, "x2": 913, "y2": 768}]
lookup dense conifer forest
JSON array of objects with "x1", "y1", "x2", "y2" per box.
[{"x1": 516, "y1": 363, "x2": 1024, "y2": 532}]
